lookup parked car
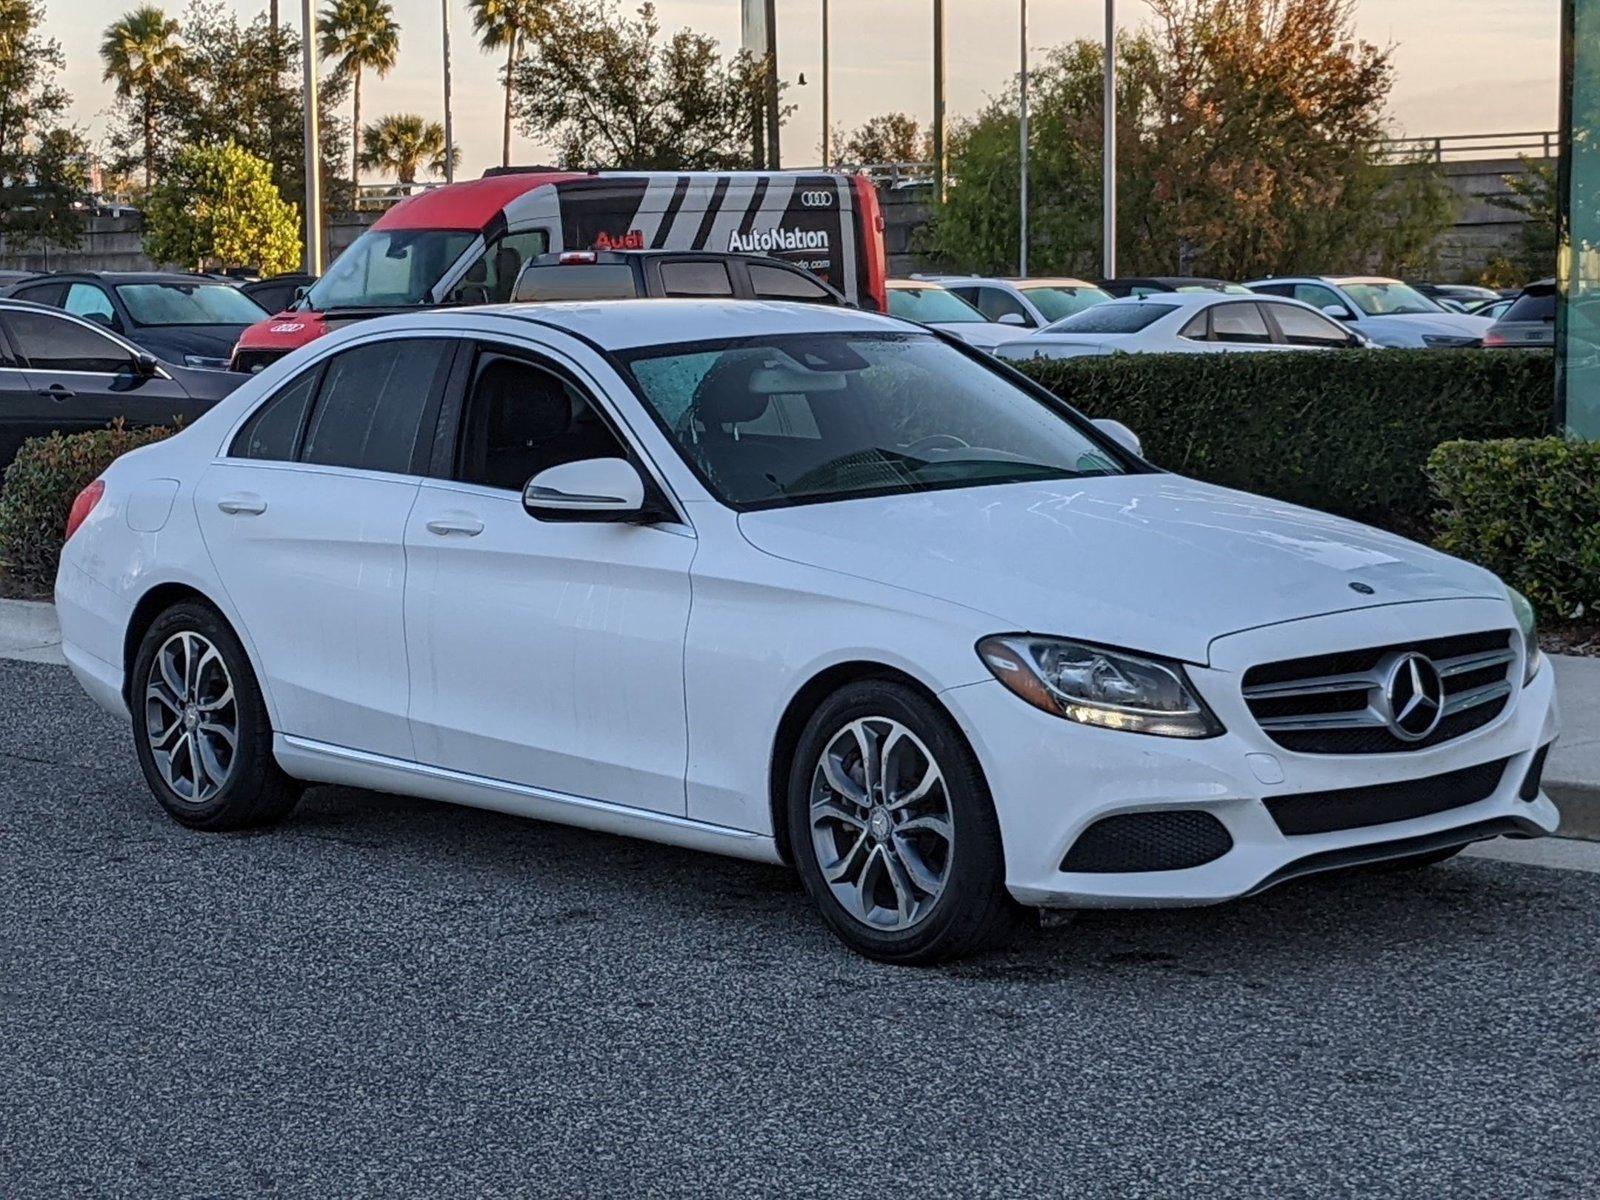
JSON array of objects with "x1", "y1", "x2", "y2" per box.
[
  {"x1": 512, "y1": 249, "x2": 846, "y2": 307},
  {"x1": 0, "y1": 269, "x2": 42, "y2": 288},
  {"x1": 1484, "y1": 279, "x2": 1555, "y2": 349},
  {"x1": 995, "y1": 292, "x2": 1367, "y2": 362},
  {"x1": 0, "y1": 299, "x2": 241, "y2": 472},
  {"x1": 1246, "y1": 276, "x2": 1493, "y2": 348},
  {"x1": 3, "y1": 271, "x2": 270, "y2": 369},
  {"x1": 1468, "y1": 297, "x2": 1514, "y2": 321},
  {"x1": 885, "y1": 280, "x2": 1033, "y2": 350},
  {"x1": 231, "y1": 168, "x2": 890, "y2": 372},
  {"x1": 240, "y1": 274, "x2": 317, "y2": 316},
  {"x1": 1097, "y1": 276, "x2": 1253, "y2": 298},
  {"x1": 1409, "y1": 282, "x2": 1504, "y2": 312},
  {"x1": 922, "y1": 276, "x2": 1112, "y2": 328},
  {"x1": 54, "y1": 299, "x2": 1557, "y2": 963}
]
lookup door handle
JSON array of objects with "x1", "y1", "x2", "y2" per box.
[
  {"x1": 38, "y1": 383, "x2": 75, "y2": 400},
  {"x1": 216, "y1": 493, "x2": 267, "y2": 516},
  {"x1": 425, "y1": 515, "x2": 484, "y2": 537}
]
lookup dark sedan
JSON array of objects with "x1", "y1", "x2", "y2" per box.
[
  {"x1": 0, "y1": 300, "x2": 241, "y2": 472},
  {"x1": 1, "y1": 271, "x2": 269, "y2": 370}
]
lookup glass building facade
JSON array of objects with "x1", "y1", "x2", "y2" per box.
[{"x1": 1561, "y1": 0, "x2": 1600, "y2": 438}]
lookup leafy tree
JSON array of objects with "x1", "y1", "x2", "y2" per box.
[
  {"x1": 840, "y1": 112, "x2": 926, "y2": 164},
  {"x1": 468, "y1": 0, "x2": 550, "y2": 168},
  {"x1": 143, "y1": 141, "x2": 301, "y2": 274},
  {"x1": 361, "y1": 112, "x2": 458, "y2": 183},
  {"x1": 318, "y1": 0, "x2": 400, "y2": 184},
  {"x1": 1485, "y1": 157, "x2": 1557, "y2": 285},
  {"x1": 929, "y1": 0, "x2": 1454, "y2": 280},
  {"x1": 0, "y1": 0, "x2": 79, "y2": 249},
  {"x1": 100, "y1": 5, "x2": 183, "y2": 189},
  {"x1": 510, "y1": 0, "x2": 783, "y2": 170}
]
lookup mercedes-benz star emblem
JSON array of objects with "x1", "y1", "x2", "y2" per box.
[{"x1": 1384, "y1": 652, "x2": 1445, "y2": 741}]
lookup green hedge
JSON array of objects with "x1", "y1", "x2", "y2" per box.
[
  {"x1": 1429, "y1": 437, "x2": 1600, "y2": 620},
  {"x1": 1016, "y1": 350, "x2": 1556, "y2": 526},
  {"x1": 0, "y1": 423, "x2": 177, "y2": 597}
]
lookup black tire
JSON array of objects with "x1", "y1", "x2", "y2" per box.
[
  {"x1": 787, "y1": 679, "x2": 1018, "y2": 964},
  {"x1": 130, "y1": 599, "x2": 301, "y2": 831}
]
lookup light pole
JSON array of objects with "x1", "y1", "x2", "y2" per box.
[
  {"x1": 442, "y1": 0, "x2": 455, "y2": 183},
  {"x1": 1102, "y1": 0, "x2": 1117, "y2": 279},
  {"x1": 933, "y1": 0, "x2": 947, "y2": 202},
  {"x1": 1019, "y1": 0, "x2": 1029, "y2": 277},
  {"x1": 301, "y1": 0, "x2": 323, "y2": 274},
  {"x1": 820, "y1": 0, "x2": 831, "y2": 167}
]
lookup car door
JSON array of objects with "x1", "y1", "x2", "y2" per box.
[
  {"x1": 0, "y1": 320, "x2": 43, "y2": 469},
  {"x1": 193, "y1": 335, "x2": 457, "y2": 760},
  {"x1": 0, "y1": 308, "x2": 199, "y2": 440},
  {"x1": 403, "y1": 341, "x2": 695, "y2": 815}
]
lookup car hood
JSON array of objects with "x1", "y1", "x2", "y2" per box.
[
  {"x1": 1364, "y1": 311, "x2": 1493, "y2": 338},
  {"x1": 735, "y1": 474, "x2": 1503, "y2": 663},
  {"x1": 929, "y1": 321, "x2": 1033, "y2": 349},
  {"x1": 134, "y1": 324, "x2": 253, "y2": 364}
]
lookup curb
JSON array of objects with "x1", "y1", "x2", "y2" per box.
[{"x1": 1548, "y1": 781, "x2": 1600, "y2": 842}]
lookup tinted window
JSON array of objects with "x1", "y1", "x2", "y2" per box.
[
  {"x1": 1179, "y1": 311, "x2": 1210, "y2": 340},
  {"x1": 1503, "y1": 290, "x2": 1557, "y2": 322},
  {"x1": 11, "y1": 281, "x2": 64, "y2": 305},
  {"x1": 513, "y1": 264, "x2": 638, "y2": 302},
  {"x1": 660, "y1": 261, "x2": 734, "y2": 297},
  {"x1": 749, "y1": 262, "x2": 834, "y2": 303},
  {"x1": 64, "y1": 283, "x2": 117, "y2": 326},
  {"x1": 230, "y1": 369, "x2": 319, "y2": 460},
  {"x1": 446, "y1": 230, "x2": 549, "y2": 305},
  {"x1": 1209, "y1": 303, "x2": 1271, "y2": 344},
  {"x1": 1047, "y1": 302, "x2": 1177, "y2": 334},
  {"x1": 970, "y1": 287, "x2": 1032, "y2": 324},
  {"x1": 456, "y1": 353, "x2": 625, "y2": 491},
  {"x1": 620, "y1": 333, "x2": 1126, "y2": 509},
  {"x1": 241, "y1": 281, "x2": 303, "y2": 314},
  {"x1": 4, "y1": 311, "x2": 135, "y2": 373},
  {"x1": 1268, "y1": 303, "x2": 1353, "y2": 346},
  {"x1": 300, "y1": 339, "x2": 452, "y2": 474}
]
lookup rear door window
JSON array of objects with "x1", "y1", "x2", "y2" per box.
[
  {"x1": 749, "y1": 262, "x2": 835, "y2": 303},
  {"x1": 230, "y1": 368, "x2": 321, "y2": 461},
  {"x1": 660, "y1": 261, "x2": 735, "y2": 297},
  {"x1": 1502, "y1": 290, "x2": 1557, "y2": 322},
  {"x1": 299, "y1": 338, "x2": 454, "y2": 474},
  {"x1": 1209, "y1": 303, "x2": 1272, "y2": 344}
]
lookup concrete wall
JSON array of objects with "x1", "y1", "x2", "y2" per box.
[{"x1": 0, "y1": 157, "x2": 1546, "y2": 282}]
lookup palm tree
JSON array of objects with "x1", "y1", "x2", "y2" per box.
[
  {"x1": 360, "y1": 113, "x2": 460, "y2": 184},
  {"x1": 100, "y1": 6, "x2": 183, "y2": 189},
  {"x1": 318, "y1": 0, "x2": 402, "y2": 184},
  {"x1": 468, "y1": 0, "x2": 549, "y2": 168}
]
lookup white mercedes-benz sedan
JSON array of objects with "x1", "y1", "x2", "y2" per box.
[{"x1": 56, "y1": 300, "x2": 1560, "y2": 963}]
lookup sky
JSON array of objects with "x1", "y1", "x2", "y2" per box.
[{"x1": 45, "y1": 0, "x2": 1562, "y2": 181}]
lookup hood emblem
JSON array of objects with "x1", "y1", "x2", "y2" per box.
[
  {"x1": 1383, "y1": 652, "x2": 1445, "y2": 741},
  {"x1": 1349, "y1": 581, "x2": 1375, "y2": 595}
]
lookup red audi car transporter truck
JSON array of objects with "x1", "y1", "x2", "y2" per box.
[{"x1": 231, "y1": 168, "x2": 890, "y2": 373}]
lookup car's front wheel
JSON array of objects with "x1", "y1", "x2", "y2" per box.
[
  {"x1": 130, "y1": 600, "x2": 301, "y2": 831},
  {"x1": 787, "y1": 680, "x2": 1016, "y2": 963}
]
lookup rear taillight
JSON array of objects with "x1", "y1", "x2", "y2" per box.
[
  {"x1": 1483, "y1": 330, "x2": 1508, "y2": 347},
  {"x1": 65, "y1": 479, "x2": 105, "y2": 542}
]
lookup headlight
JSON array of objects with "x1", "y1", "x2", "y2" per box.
[
  {"x1": 1507, "y1": 586, "x2": 1543, "y2": 685},
  {"x1": 976, "y1": 635, "x2": 1223, "y2": 738}
]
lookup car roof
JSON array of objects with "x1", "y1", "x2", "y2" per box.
[
  {"x1": 379, "y1": 298, "x2": 916, "y2": 351},
  {"x1": 1103, "y1": 276, "x2": 1232, "y2": 287},
  {"x1": 374, "y1": 172, "x2": 587, "y2": 231},
  {"x1": 920, "y1": 275, "x2": 1097, "y2": 289},
  {"x1": 1014, "y1": 278, "x2": 1100, "y2": 289},
  {"x1": 22, "y1": 271, "x2": 226, "y2": 285},
  {"x1": 1093, "y1": 292, "x2": 1259, "y2": 310},
  {"x1": 887, "y1": 279, "x2": 948, "y2": 289}
]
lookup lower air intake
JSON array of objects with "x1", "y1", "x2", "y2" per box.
[
  {"x1": 1061, "y1": 811, "x2": 1233, "y2": 873},
  {"x1": 1265, "y1": 757, "x2": 1509, "y2": 836}
]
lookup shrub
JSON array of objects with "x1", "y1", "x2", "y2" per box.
[
  {"x1": 1016, "y1": 349, "x2": 1555, "y2": 526},
  {"x1": 1428, "y1": 437, "x2": 1600, "y2": 620},
  {"x1": 0, "y1": 423, "x2": 177, "y2": 597}
]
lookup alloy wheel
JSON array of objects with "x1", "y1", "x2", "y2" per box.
[
  {"x1": 145, "y1": 631, "x2": 238, "y2": 805},
  {"x1": 808, "y1": 716, "x2": 955, "y2": 931}
]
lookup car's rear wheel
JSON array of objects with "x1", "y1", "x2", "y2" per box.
[
  {"x1": 131, "y1": 600, "x2": 300, "y2": 831},
  {"x1": 787, "y1": 680, "x2": 1017, "y2": 964}
]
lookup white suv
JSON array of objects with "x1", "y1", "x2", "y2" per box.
[
  {"x1": 923, "y1": 275, "x2": 1112, "y2": 329},
  {"x1": 1247, "y1": 276, "x2": 1495, "y2": 348}
]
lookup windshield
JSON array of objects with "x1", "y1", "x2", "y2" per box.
[
  {"x1": 886, "y1": 286, "x2": 987, "y2": 324},
  {"x1": 1044, "y1": 302, "x2": 1177, "y2": 334},
  {"x1": 1021, "y1": 285, "x2": 1112, "y2": 322},
  {"x1": 116, "y1": 283, "x2": 267, "y2": 326},
  {"x1": 1340, "y1": 281, "x2": 1444, "y2": 317},
  {"x1": 619, "y1": 333, "x2": 1128, "y2": 509},
  {"x1": 303, "y1": 229, "x2": 478, "y2": 309}
]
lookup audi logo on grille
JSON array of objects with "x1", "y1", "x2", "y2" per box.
[
  {"x1": 800, "y1": 190, "x2": 835, "y2": 208},
  {"x1": 1383, "y1": 652, "x2": 1445, "y2": 741}
]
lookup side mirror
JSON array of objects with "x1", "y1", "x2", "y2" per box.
[
  {"x1": 1322, "y1": 304, "x2": 1356, "y2": 322},
  {"x1": 523, "y1": 457, "x2": 648, "y2": 522},
  {"x1": 133, "y1": 352, "x2": 160, "y2": 377},
  {"x1": 1092, "y1": 418, "x2": 1142, "y2": 457},
  {"x1": 997, "y1": 312, "x2": 1028, "y2": 326}
]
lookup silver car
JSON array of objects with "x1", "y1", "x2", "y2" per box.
[{"x1": 1484, "y1": 280, "x2": 1555, "y2": 349}]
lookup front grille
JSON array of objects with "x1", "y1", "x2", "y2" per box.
[
  {"x1": 1242, "y1": 630, "x2": 1516, "y2": 754},
  {"x1": 232, "y1": 348, "x2": 287, "y2": 374},
  {"x1": 1061, "y1": 811, "x2": 1233, "y2": 873},
  {"x1": 1264, "y1": 757, "x2": 1509, "y2": 836}
]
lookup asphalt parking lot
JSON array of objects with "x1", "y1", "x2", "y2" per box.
[{"x1": 2, "y1": 657, "x2": 1597, "y2": 1198}]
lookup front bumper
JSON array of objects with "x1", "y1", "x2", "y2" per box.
[{"x1": 942, "y1": 599, "x2": 1560, "y2": 908}]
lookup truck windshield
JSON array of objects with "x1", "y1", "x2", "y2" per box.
[{"x1": 303, "y1": 229, "x2": 477, "y2": 310}]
